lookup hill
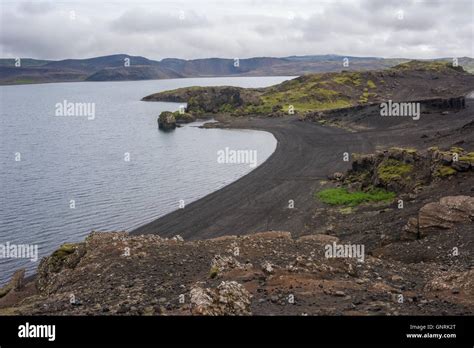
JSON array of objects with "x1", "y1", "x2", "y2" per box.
[
  {"x1": 1, "y1": 54, "x2": 473, "y2": 85},
  {"x1": 42, "y1": 54, "x2": 157, "y2": 72},
  {"x1": 85, "y1": 65, "x2": 182, "y2": 81},
  {"x1": 0, "y1": 58, "x2": 51, "y2": 67},
  {"x1": 142, "y1": 61, "x2": 474, "y2": 117},
  {"x1": 0, "y1": 54, "x2": 158, "y2": 84}
]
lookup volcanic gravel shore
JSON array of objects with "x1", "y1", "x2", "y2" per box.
[{"x1": 131, "y1": 94, "x2": 474, "y2": 240}]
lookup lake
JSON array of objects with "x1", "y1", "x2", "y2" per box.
[{"x1": 0, "y1": 76, "x2": 292, "y2": 284}]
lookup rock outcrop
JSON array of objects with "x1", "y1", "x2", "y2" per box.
[
  {"x1": 190, "y1": 281, "x2": 252, "y2": 315},
  {"x1": 145, "y1": 86, "x2": 264, "y2": 116},
  {"x1": 343, "y1": 147, "x2": 474, "y2": 193},
  {"x1": 37, "y1": 242, "x2": 87, "y2": 294},
  {"x1": 402, "y1": 196, "x2": 474, "y2": 240},
  {"x1": 0, "y1": 269, "x2": 25, "y2": 298},
  {"x1": 158, "y1": 111, "x2": 176, "y2": 130},
  {"x1": 1, "y1": 223, "x2": 473, "y2": 316}
]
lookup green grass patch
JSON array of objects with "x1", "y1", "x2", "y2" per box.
[
  {"x1": 367, "y1": 80, "x2": 376, "y2": 89},
  {"x1": 316, "y1": 187, "x2": 396, "y2": 207}
]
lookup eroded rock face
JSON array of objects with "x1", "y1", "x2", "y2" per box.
[
  {"x1": 0, "y1": 269, "x2": 25, "y2": 298},
  {"x1": 145, "y1": 86, "x2": 262, "y2": 115},
  {"x1": 190, "y1": 281, "x2": 252, "y2": 315},
  {"x1": 402, "y1": 195, "x2": 474, "y2": 240},
  {"x1": 346, "y1": 148, "x2": 428, "y2": 193},
  {"x1": 158, "y1": 111, "x2": 176, "y2": 130},
  {"x1": 36, "y1": 242, "x2": 86, "y2": 294},
  {"x1": 344, "y1": 147, "x2": 474, "y2": 193}
]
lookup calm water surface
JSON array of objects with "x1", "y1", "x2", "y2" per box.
[{"x1": 0, "y1": 76, "x2": 293, "y2": 284}]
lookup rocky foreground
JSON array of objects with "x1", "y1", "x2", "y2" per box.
[{"x1": 1, "y1": 146, "x2": 472, "y2": 316}]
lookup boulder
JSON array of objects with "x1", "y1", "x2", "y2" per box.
[
  {"x1": 210, "y1": 255, "x2": 246, "y2": 275},
  {"x1": 345, "y1": 146, "x2": 474, "y2": 194},
  {"x1": 158, "y1": 111, "x2": 176, "y2": 130},
  {"x1": 451, "y1": 160, "x2": 471, "y2": 172},
  {"x1": 402, "y1": 195, "x2": 474, "y2": 240},
  {"x1": 329, "y1": 172, "x2": 345, "y2": 181},
  {"x1": 189, "y1": 286, "x2": 214, "y2": 314},
  {"x1": 261, "y1": 261, "x2": 275, "y2": 274},
  {"x1": 190, "y1": 281, "x2": 252, "y2": 315}
]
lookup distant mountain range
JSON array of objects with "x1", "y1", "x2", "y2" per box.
[{"x1": 0, "y1": 54, "x2": 473, "y2": 85}]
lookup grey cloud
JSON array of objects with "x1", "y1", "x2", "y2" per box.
[
  {"x1": 109, "y1": 8, "x2": 210, "y2": 34},
  {"x1": 18, "y1": 1, "x2": 54, "y2": 14},
  {"x1": 0, "y1": 0, "x2": 472, "y2": 60}
]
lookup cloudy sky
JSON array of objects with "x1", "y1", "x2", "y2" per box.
[{"x1": 0, "y1": 0, "x2": 472, "y2": 60}]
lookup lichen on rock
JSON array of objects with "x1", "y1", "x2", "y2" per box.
[{"x1": 190, "y1": 281, "x2": 252, "y2": 316}]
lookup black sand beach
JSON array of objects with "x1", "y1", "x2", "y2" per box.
[{"x1": 132, "y1": 94, "x2": 474, "y2": 240}]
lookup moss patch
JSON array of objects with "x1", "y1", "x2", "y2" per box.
[
  {"x1": 209, "y1": 266, "x2": 219, "y2": 279},
  {"x1": 392, "y1": 61, "x2": 460, "y2": 73},
  {"x1": 259, "y1": 84, "x2": 352, "y2": 113},
  {"x1": 333, "y1": 72, "x2": 362, "y2": 86},
  {"x1": 377, "y1": 159, "x2": 413, "y2": 183},
  {"x1": 459, "y1": 152, "x2": 474, "y2": 163},
  {"x1": 367, "y1": 80, "x2": 376, "y2": 89},
  {"x1": 338, "y1": 207, "x2": 354, "y2": 214},
  {"x1": 316, "y1": 187, "x2": 396, "y2": 207},
  {"x1": 51, "y1": 243, "x2": 76, "y2": 260},
  {"x1": 173, "y1": 111, "x2": 195, "y2": 123},
  {"x1": 436, "y1": 165, "x2": 457, "y2": 177},
  {"x1": 450, "y1": 146, "x2": 464, "y2": 154},
  {"x1": 358, "y1": 87, "x2": 374, "y2": 104},
  {"x1": 389, "y1": 146, "x2": 417, "y2": 154}
]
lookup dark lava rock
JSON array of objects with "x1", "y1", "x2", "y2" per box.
[{"x1": 158, "y1": 111, "x2": 176, "y2": 130}]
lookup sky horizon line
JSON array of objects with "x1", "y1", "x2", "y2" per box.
[{"x1": 2, "y1": 53, "x2": 474, "y2": 62}]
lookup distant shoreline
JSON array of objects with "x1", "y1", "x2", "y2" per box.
[
  {"x1": 0, "y1": 75, "x2": 297, "y2": 87},
  {"x1": 2, "y1": 54, "x2": 473, "y2": 86}
]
